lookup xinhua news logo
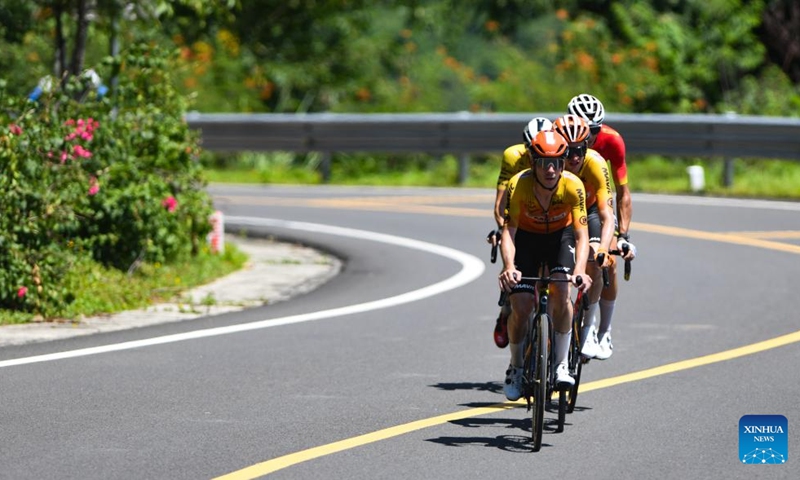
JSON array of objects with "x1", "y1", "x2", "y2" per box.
[{"x1": 739, "y1": 415, "x2": 787, "y2": 464}]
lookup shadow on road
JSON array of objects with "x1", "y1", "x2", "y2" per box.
[
  {"x1": 428, "y1": 381, "x2": 504, "y2": 394},
  {"x1": 425, "y1": 415, "x2": 569, "y2": 452}
]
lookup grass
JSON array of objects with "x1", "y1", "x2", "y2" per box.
[
  {"x1": 203, "y1": 152, "x2": 800, "y2": 200},
  {"x1": 0, "y1": 244, "x2": 248, "y2": 325}
]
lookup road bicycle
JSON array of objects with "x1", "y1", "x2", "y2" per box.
[{"x1": 498, "y1": 273, "x2": 582, "y2": 451}]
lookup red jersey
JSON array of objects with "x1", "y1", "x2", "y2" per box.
[{"x1": 592, "y1": 124, "x2": 628, "y2": 187}]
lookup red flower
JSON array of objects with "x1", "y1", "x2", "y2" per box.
[
  {"x1": 17, "y1": 286, "x2": 27, "y2": 298},
  {"x1": 9, "y1": 124, "x2": 22, "y2": 136},
  {"x1": 73, "y1": 145, "x2": 92, "y2": 158},
  {"x1": 88, "y1": 176, "x2": 100, "y2": 196},
  {"x1": 162, "y1": 196, "x2": 178, "y2": 212}
]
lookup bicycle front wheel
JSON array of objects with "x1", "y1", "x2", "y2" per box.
[
  {"x1": 531, "y1": 313, "x2": 549, "y2": 452},
  {"x1": 567, "y1": 295, "x2": 587, "y2": 413}
]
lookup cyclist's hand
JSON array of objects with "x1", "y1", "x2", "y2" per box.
[
  {"x1": 486, "y1": 229, "x2": 502, "y2": 247},
  {"x1": 498, "y1": 268, "x2": 521, "y2": 292},
  {"x1": 594, "y1": 249, "x2": 612, "y2": 268},
  {"x1": 571, "y1": 273, "x2": 592, "y2": 292},
  {"x1": 617, "y1": 237, "x2": 637, "y2": 261}
]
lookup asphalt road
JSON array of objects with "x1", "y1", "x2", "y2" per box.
[{"x1": 1, "y1": 185, "x2": 798, "y2": 480}]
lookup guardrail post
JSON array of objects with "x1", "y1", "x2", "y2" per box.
[
  {"x1": 319, "y1": 152, "x2": 331, "y2": 183},
  {"x1": 722, "y1": 158, "x2": 734, "y2": 188},
  {"x1": 458, "y1": 154, "x2": 470, "y2": 185}
]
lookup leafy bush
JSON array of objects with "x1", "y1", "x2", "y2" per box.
[{"x1": 0, "y1": 44, "x2": 212, "y2": 317}]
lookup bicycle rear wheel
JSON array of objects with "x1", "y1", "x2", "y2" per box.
[{"x1": 531, "y1": 313, "x2": 549, "y2": 451}]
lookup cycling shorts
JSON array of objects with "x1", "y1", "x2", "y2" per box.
[
  {"x1": 587, "y1": 202, "x2": 619, "y2": 247},
  {"x1": 511, "y1": 227, "x2": 575, "y2": 295},
  {"x1": 587, "y1": 203, "x2": 601, "y2": 244}
]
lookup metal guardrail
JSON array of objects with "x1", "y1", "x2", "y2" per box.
[
  {"x1": 185, "y1": 111, "x2": 800, "y2": 158},
  {"x1": 185, "y1": 112, "x2": 800, "y2": 183}
]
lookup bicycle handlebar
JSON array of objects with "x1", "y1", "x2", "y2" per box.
[
  {"x1": 497, "y1": 274, "x2": 582, "y2": 307},
  {"x1": 613, "y1": 244, "x2": 633, "y2": 281},
  {"x1": 597, "y1": 246, "x2": 633, "y2": 286},
  {"x1": 488, "y1": 229, "x2": 501, "y2": 263}
]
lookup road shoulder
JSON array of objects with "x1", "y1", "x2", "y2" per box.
[{"x1": 0, "y1": 236, "x2": 341, "y2": 347}]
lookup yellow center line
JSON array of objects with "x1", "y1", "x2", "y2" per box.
[
  {"x1": 722, "y1": 231, "x2": 800, "y2": 240},
  {"x1": 633, "y1": 222, "x2": 800, "y2": 255},
  {"x1": 215, "y1": 328, "x2": 800, "y2": 479}
]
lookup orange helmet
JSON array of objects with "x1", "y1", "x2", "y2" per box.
[
  {"x1": 528, "y1": 130, "x2": 568, "y2": 158},
  {"x1": 553, "y1": 114, "x2": 591, "y2": 143}
]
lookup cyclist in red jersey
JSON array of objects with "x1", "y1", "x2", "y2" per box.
[{"x1": 567, "y1": 94, "x2": 638, "y2": 360}]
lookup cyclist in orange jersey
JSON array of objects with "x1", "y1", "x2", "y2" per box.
[
  {"x1": 488, "y1": 116, "x2": 553, "y2": 349},
  {"x1": 567, "y1": 93, "x2": 638, "y2": 360},
  {"x1": 553, "y1": 114, "x2": 616, "y2": 359},
  {"x1": 498, "y1": 129, "x2": 592, "y2": 401}
]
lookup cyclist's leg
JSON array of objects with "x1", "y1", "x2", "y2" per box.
[
  {"x1": 597, "y1": 220, "x2": 621, "y2": 359},
  {"x1": 508, "y1": 292, "x2": 535, "y2": 366},
  {"x1": 598, "y1": 237, "x2": 618, "y2": 335},
  {"x1": 502, "y1": 230, "x2": 542, "y2": 400},
  {"x1": 548, "y1": 227, "x2": 576, "y2": 387},
  {"x1": 493, "y1": 298, "x2": 511, "y2": 348},
  {"x1": 581, "y1": 204, "x2": 603, "y2": 358}
]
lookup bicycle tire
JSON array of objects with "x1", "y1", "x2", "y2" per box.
[
  {"x1": 567, "y1": 295, "x2": 587, "y2": 413},
  {"x1": 567, "y1": 307, "x2": 583, "y2": 413},
  {"x1": 531, "y1": 313, "x2": 548, "y2": 451}
]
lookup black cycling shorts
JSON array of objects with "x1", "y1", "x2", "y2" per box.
[
  {"x1": 511, "y1": 227, "x2": 575, "y2": 295},
  {"x1": 587, "y1": 202, "x2": 619, "y2": 247},
  {"x1": 587, "y1": 202, "x2": 601, "y2": 244}
]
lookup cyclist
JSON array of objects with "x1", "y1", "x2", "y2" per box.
[
  {"x1": 553, "y1": 114, "x2": 615, "y2": 359},
  {"x1": 489, "y1": 116, "x2": 553, "y2": 349},
  {"x1": 567, "y1": 93, "x2": 638, "y2": 360},
  {"x1": 498, "y1": 129, "x2": 592, "y2": 401}
]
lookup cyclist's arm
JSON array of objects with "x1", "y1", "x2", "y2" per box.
[
  {"x1": 498, "y1": 175, "x2": 523, "y2": 290},
  {"x1": 495, "y1": 145, "x2": 526, "y2": 228},
  {"x1": 493, "y1": 187, "x2": 507, "y2": 230},
  {"x1": 604, "y1": 133, "x2": 633, "y2": 239},
  {"x1": 616, "y1": 184, "x2": 632, "y2": 240},
  {"x1": 500, "y1": 222, "x2": 517, "y2": 271},
  {"x1": 588, "y1": 153, "x2": 616, "y2": 255},
  {"x1": 567, "y1": 178, "x2": 591, "y2": 282},
  {"x1": 500, "y1": 177, "x2": 518, "y2": 271}
]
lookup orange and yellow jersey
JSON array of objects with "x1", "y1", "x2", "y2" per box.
[
  {"x1": 592, "y1": 124, "x2": 628, "y2": 187},
  {"x1": 573, "y1": 149, "x2": 614, "y2": 210},
  {"x1": 505, "y1": 169, "x2": 588, "y2": 235},
  {"x1": 496, "y1": 143, "x2": 530, "y2": 190}
]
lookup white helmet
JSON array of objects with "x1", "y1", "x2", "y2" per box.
[
  {"x1": 567, "y1": 93, "x2": 605, "y2": 128},
  {"x1": 522, "y1": 117, "x2": 553, "y2": 144}
]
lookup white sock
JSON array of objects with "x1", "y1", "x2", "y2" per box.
[
  {"x1": 509, "y1": 343, "x2": 523, "y2": 368},
  {"x1": 554, "y1": 330, "x2": 571, "y2": 366},
  {"x1": 585, "y1": 302, "x2": 599, "y2": 330},
  {"x1": 599, "y1": 298, "x2": 616, "y2": 336}
]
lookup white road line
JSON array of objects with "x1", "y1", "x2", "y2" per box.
[{"x1": 0, "y1": 217, "x2": 485, "y2": 369}]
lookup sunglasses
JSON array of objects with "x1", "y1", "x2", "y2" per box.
[
  {"x1": 533, "y1": 157, "x2": 565, "y2": 170},
  {"x1": 567, "y1": 145, "x2": 587, "y2": 158}
]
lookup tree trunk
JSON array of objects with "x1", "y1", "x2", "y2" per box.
[
  {"x1": 761, "y1": 1, "x2": 800, "y2": 83},
  {"x1": 54, "y1": 0, "x2": 67, "y2": 79},
  {"x1": 70, "y1": 0, "x2": 91, "y2": 77}
]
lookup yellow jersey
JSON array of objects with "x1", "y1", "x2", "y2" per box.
[
  {"x1": 572, "y1": 149, "x2": 613, "y2": 210},
  {"x1": 497, "y1": 144, "x2": 529, "y2": 190},
  {"x1": 505, "y1": 169, "x2": 589, "y2": 235}
]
